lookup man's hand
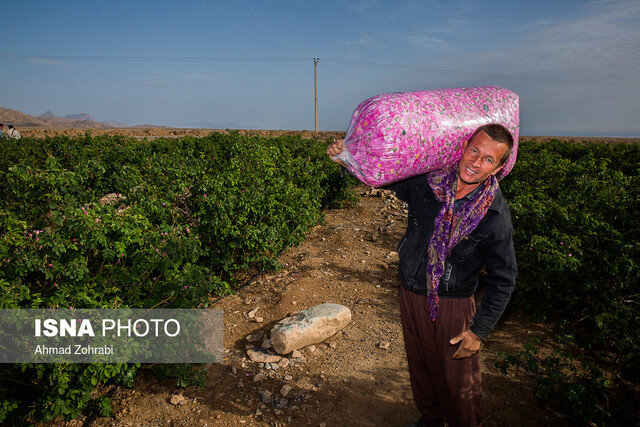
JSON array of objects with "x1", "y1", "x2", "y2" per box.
[
  {"x1": 450, "y1": 329, "x2": 482, "y2": 359},
  {"x1": 326, "y1": 139, "x2": 345, "y2": 166}
]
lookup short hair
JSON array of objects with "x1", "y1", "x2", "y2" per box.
[
  {"x1": 471, "y1": 123, "x2": 514, "y2": 166},
  {"x1": 8, "y1": 125, "x2": 14, "y2": 129}
]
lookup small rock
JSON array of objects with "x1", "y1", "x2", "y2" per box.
[
  {"x1": 274, "y1": 397, "x2": 289, "y2": 409},
  {"x1": 253, "y1": 373, "x2": 266, "y2": 382},
  {"x1": 284, "y1": 374, "x2": 293, "y2": 381},
  {"x1": 261, "y1": 338, "x2": 273, "y2": 349},
  {"x1": 255, "y1": 409, "x2": 262, "y2": 416},
  {"x1": 231, "y1": 367, "x2": 237, "y2": 375},
  {"x1": 278, "y1": 358, "x2": 290, "y2": 368},
  {"x1": 247, "y1": 348, "x2": 281, "y2": 363},
  {"x1": 254, "y1": 316, "x2": 264, "y2": 323},
  {"x1": 274, "y1": 409, "x2": 282, "y2": 415},
  {"x1": 270, "y1": 362, "x2": 280, "y2": 370},
  {"x1": 170, "y1": 394, "x2": 185, "y2": 406},
  {"x1": 291, "y1": 349, "x2": 303, "y2": 358},
  {"x1": 246, "y1": 333, "x2": 263, "y2": 343},
  {"x1": 307, "y1": 345, "x2": 317, "y2": 353},
  {"x1": 248, "y1": 308, "x2": 259, "y2": 318},
  {"x1": 257, "y1": 389, "x2": 272, "y2": 404},
  {"x1": 98, "y1": 193, "x2": 126, "y2": 206},
  {"x1": 328, "y1": 342, "x2": 337, "y2": 349},
  {"x1": 280, "y1": 384, "x2": 293, "y2": 397},
  {"x1": 377, "y1": 341, "x2": 390, "y2": 349}
]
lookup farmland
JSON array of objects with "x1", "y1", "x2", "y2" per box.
[{"x1": 0, "y1": 130, "x2": 638, "y2": 425}]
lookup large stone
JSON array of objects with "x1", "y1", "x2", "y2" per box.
[{"x1": 270, "y1": 303, "x2": 351, "y2": 354}]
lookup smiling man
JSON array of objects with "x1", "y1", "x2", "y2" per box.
[{"x1": 328, "y1": 123, "x2": 517, "y2": 426}]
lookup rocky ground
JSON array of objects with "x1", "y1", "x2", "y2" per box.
[{"x1": 53, "y1": 184, "x2": 569, "y2": 427}]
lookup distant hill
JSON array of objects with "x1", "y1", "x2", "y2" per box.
[
  {"x1": 181, "y1": 119, "x2": 261, "y2": 129},
  {"x1": 61, "y1": 113, "x2": 97, "y2": 122},
  {"x1": 0, "y1": 107, "x2": 142, "y2": 129}
]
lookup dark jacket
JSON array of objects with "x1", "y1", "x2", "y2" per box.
[{"x1": 386, "y1": 173, "x2": 517, "y2": 339}]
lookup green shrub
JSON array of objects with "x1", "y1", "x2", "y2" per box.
[
  {"x1": 501, "y1": 140, "x2": 639, "y2": 382},
  {"x1": 0, "y1": 132, "x2": 354, "y2": 422},
  {"x1": 496, "y1": 340, "x2": 613, "y2": 425},
  {"x1": 499, "y1": 140, "x2": 639, "y2": 424}
]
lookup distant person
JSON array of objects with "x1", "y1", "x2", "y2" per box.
[
  {"x1": 7, "y1": 125, "x2": 21, "y2": 140},
  {"x1": 0, "y1": 123, "x2": 4, "y2": 138}
]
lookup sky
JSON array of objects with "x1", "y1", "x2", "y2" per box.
[{"x1": 1, "y1": 0, "x2": 639, "y2": 136}]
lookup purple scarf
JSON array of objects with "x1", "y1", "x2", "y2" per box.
[{"x1": 425, "y1": 164, "x2": 498, "y2": 320}]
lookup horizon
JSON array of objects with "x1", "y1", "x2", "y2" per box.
[{"x1": 1, "y1": 0, "x2": 639, "y2": 137}]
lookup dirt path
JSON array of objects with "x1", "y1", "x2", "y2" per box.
[{"x1": 74, "y1": 185, "x2": 563, "y2": 426}]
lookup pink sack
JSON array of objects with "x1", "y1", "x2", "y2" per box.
[{"x1": 334, "y1": 86, "x2": 519, "y2": 187}]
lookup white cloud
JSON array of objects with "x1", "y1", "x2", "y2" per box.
[
  {"x1": 402, "y1": 35, "x2": 448, "y2": 49},
  {"x1": 437, "y1": 0, "x2": 640, "y2": 84},
  {"x1": 1, "y1": 55, "x2": 74, "y2": 68},
  {"x1": 344, "y1": 33, "x2": 383, "y2": 48},
  {"x1": 348, "y1": 0, "x2": 378, "y2": 14}
]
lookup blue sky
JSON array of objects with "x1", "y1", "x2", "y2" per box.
[{"x1": 1, "y1": 0, "x2": 638, "y2": 136}]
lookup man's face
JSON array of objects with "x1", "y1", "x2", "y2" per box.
[{"x1": 457, "y1": 130, "x2": 507, "y2": 185}]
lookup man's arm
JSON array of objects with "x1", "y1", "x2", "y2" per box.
[
  {"x1": 470, "y1": 223, "x2": 517, "y2": 340},
  {"x1": 450, "y1": 221, "x2": 516, "y2": 358}
]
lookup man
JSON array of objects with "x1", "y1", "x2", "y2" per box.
[
  {"x1": 0, "y1": 123, "x2": 4, "y2": 138},
  {"x1": 327, "y1": 124, "x2": 517, "y2": 427},
  {"x1": 6, "y1": 125, "x2": 21, "y2": 140}
]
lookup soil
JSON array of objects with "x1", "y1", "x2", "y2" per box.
[{"x1": 54, "y1": 185, "x2": 567, "y2": 427}]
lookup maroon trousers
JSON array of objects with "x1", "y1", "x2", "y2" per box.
[{"x1": 399, "y1": 285, "x2": 481, "y2": 427}]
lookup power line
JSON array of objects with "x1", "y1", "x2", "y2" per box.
[
  {"x1": 319, "y1": 58, "x2": 638, "y2": 87},
  {"x1": 1, "y1": 54, "x2": 311, "y2": 62},
  {"x1": 2, "y1": 53, "x2": 638, "y2": 86}
]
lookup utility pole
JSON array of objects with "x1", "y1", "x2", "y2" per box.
[{"x1": 314, "y1": 58, "x2": 318, "y2": 133}]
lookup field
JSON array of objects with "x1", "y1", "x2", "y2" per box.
[{"x1": 0, "y1": 129, "x2": 638, "y2": 426}]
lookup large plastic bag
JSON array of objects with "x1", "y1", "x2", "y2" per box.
[{"x1": 333, "y1": 86, "x2": 519, "y2": 187}]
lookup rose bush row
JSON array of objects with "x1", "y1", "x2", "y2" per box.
[
  {"x1": 500, "y1": 139, "x2": 639, "y2": 386},
  {"x1": 0, "y1": 132, "x2": 356, "y2": 422}
]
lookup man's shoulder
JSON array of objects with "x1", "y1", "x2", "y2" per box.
[
  {"x1": 481, "y1": 186, "x2": 513, "y2": 236},
  {"x1": 488, "y1": 186, "x2": 510, "y2": 215}
]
